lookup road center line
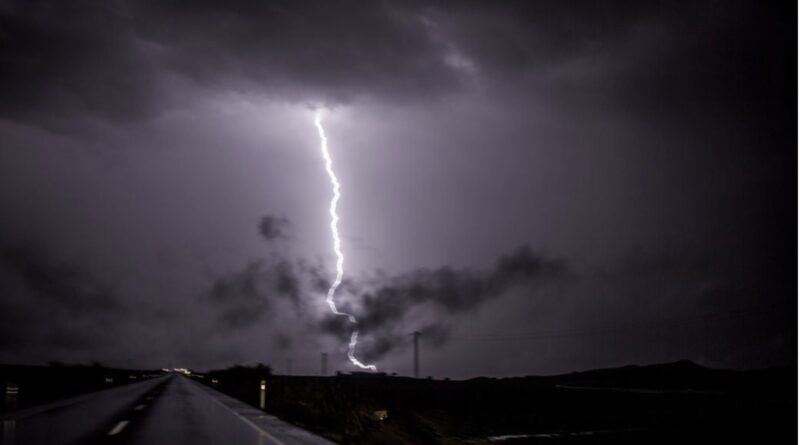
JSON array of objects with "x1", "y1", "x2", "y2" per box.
[
  {"x1": 134, "y1": 404, "x2": 146, "y2": 411},
  {"x1": 107, "y1": 420, "x2": 130, "y2": 436}
]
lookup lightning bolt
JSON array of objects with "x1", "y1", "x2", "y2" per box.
[{"x1": 314, "y1": 111, "x2": 377, "y2": 372}]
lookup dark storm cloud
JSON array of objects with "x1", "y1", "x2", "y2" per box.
[
  {"x1": 130, "y1": 0, "x2": 462, "y2": 103},
  {"x1": 0, "y1": 0, "x2": 161, "y2": 124},
  {"x1": 361, "y1": 246, "x2": 563, "y2": 324},
  {"x1": 205, "y1": 256, "x2": 302, "y2": 330},
  {"x1": 0, "y1": 242, "x2": 119, "y2": 313},
  {"x1": 4, "y1": 0, "x2": 789, "y2": 129},
  {"x1": 258, "y1": 215, "x2": 290, "y2": 242},
  {"x1": 0, "y1": 0, "x2": 461, "y2": 126},
  {"x1": 426, "y1": 0, "x2": 658, "y2": 73},
  {"x1": 609, "y1": 1, "x2": 795, "y2": 128},
  {"x1": 0, "y1": 241, "x2": 122, "y2": 354},
  {"x1": 321, "y1": 246, "x2": 565, "y2": 361},
  {"x1": 199, "y1": 241, "x2": 563, "y2": 361},
  {"x1": 0, "y1": 0, "x2": 792, "y2": 374},
  {"x1": 559, "y1": 246, "x2": 795, "y2": 369},
  {"x1": 413, "y1": 0, "x2": 794, "y2": 142}
]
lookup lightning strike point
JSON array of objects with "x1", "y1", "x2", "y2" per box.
[{"x1": 314, "y1": 111, "x2": 377, "y2": 372}]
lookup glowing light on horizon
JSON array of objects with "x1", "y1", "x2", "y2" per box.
[{"x1": 314, "y1": 111, "x2": 377, "y2": 372}]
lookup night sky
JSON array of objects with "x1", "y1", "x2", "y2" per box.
[{"x1": 0, "y1": 0, "x2": 795, "y2": 378}]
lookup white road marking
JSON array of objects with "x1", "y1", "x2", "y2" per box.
[
  {"x1": 134, "y1": 404, "x2": 146, "y2": 411},
  {"x1": 194, "y1": 385, "x2": 287, "y2": 445},
  {"x1": 0, "y1": 376, "x2": 167, "y2": 422},
  {"x1": 107, "y1": 420, "x2": 129, "y2": 436}
]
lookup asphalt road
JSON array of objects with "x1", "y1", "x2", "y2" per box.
[{"x1": 1, "y1": 374, "x2": 335, "y2": 445}]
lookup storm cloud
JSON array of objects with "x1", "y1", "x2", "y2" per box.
[
  {"x1": 0, "y1": 0, "x2": 461, "y2": 125},
  {"x1": 258, "y1": 215, "x2": 291, "y2": 242},
  {"x1": 199, "y1": 225, "x2": 565, "y2": 362},
  {"x1": 2, "y1": 0, "x2": 790, "y2": 132},
  {"x1": 0, "y1": 240, "x2": 123, "y2": 359},
  {"x1": 206, "y1": 257, "x2": 301, "y2": 330},
  {"x1": 346, "y1": 245, "x2": 565, "y2": 361},
  {"x1": 0, "y1": 0, "x2": 793, "y2": 375}
]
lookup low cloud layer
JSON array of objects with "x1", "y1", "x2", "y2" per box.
[
  {"x1": 336, "y1": 246, "x2": 565, "y2": 361},
  {"x1": 0, "y1": 208, "x2": 792, "y2": 374},
  {"x1": 201, "y1": 218, "x2": 566, "y2": 363}
]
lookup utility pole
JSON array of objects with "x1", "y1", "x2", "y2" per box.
[
  {"x1": 321, "y1": 353, "x2": 328, "y2": 376},
  {"x1": 413, "y1": 331, "x2": 420, "y2": 378}
]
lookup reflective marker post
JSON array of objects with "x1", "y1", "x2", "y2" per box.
[
  {"x1": 5, "y1": 383, "x2": 18, "y2": 411},
  {"x1": 259, "y1": 380, "x2": 266, "y2": 410}
]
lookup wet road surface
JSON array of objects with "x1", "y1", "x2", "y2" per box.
[{"x1": 1, "y1": 374, "x2": 334, "y2": 445}]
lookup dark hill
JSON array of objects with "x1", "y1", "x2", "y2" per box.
[{"x1": 205, "y1": 361, "x2": 796, "y2": 444}]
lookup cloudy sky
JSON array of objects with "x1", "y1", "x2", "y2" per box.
[{"x1": 0, "y1": 0, "x2": 794, "y2": 377}]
